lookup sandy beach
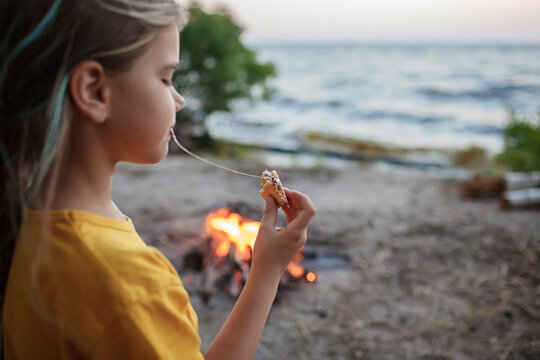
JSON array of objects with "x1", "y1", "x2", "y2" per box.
[{"x1": 112, "y1": 154, "x2": 540, "y2": 360}]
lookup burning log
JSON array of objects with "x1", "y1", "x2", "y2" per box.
[{"x1": 182, "y1": 208, "x2": 317, "y2": 302}]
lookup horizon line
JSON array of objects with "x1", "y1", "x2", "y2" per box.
[{"x1": 244, "y1": 39, "x2": 540, "y2": 47}]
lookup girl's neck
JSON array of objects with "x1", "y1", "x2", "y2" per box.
[
  {"x1": 50, "y1": 120, "x2": 125, "y2": 221},
  {"x1": 51, "y1": 160, "x2": 124, "y2": 221}
]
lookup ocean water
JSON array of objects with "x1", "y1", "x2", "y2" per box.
[{"x1": 206, "y1": 43, "x2": 540, "y2": 154}]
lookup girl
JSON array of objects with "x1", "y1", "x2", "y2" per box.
[{"x1": 0, "y1": 0, "x2": 316, "y2": 359}]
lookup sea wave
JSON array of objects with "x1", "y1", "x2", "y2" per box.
[
  {"x1": 350, "y1": 110, "x2": 453, "y2": 124},
  {"x1": 208, "y1": 43, "x2": 540, "y2": 154},
  {"x1": 273, "y1": 95, "x2": 345, "y2": 109},
  {"x1": 456, "y1": 124, "x2": 504, "y2": 135},
  {"x1": 419, "y1": 83, "x2": 540, "y2": 101}
]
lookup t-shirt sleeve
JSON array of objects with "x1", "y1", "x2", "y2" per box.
[{"x1": 89, "y1": 284, "x2": 205, "y2": 360}]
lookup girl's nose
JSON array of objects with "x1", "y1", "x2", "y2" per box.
[{"x1": 174, "y1": 90, "x2": 185, "y2": 112}]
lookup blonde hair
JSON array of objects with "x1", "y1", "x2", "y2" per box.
[{"x1": 0, "y1": 0, "x2": 187, "y2": 321}]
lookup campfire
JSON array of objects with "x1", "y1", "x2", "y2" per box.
[{"x1": 183, "y1": 208, "x2": 316, "y2": 301}]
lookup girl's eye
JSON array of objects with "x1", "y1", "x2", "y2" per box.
[{"x1": 163, "y1": 78, "x2": 179, "y2": 91}]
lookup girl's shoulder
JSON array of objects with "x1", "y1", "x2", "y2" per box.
[
  {"x1": 6, "y1": 210, "x2": 197, "y2": 357},
  {"x1": 18, "y1": 209, "x2": 183, "y2": 302}
]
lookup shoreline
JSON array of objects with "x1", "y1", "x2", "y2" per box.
[
  {"x1": 174, "y1": 141, "x2": 475, "y2": 174},
  {"x1": 185, "y1": 132, "x2": 503, "y2": 175}
]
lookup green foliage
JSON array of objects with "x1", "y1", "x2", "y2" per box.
[
  {"x1": 173, "y1": 3, "x2": 275, "y2": 148},
  {"x1": 496, "y1": 111, "x2": 540, "y2": 171}
]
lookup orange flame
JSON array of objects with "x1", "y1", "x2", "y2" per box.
[
  {"x1": 206, "y1": 208, "x2": 258, "y2": 262},
  {"x1": 287, "y1": 262, "x2": 305, "y2": 278},
  {"x1": 205, "y1": 208, "x2": 316, "y2": 281}
]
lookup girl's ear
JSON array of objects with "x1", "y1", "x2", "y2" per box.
[{"x1": 68, "y1": 60, "x2": 110, "y2": 124}]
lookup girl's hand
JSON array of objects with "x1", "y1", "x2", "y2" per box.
[
  {"x1": 206, "y1": 190, "x2": 314, "y2": 359},
  {"x1": 251, "y1": 189, "x2": 316, "y2": 281}
]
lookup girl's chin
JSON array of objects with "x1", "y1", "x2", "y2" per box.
[
  {"x1": 154, "y1": 143, "x2": 170, "y2": 163},
  {"x1": 136, "y1": 144, "x2": 170, "y2": 165},
  {"x1": 121, "y1": 137, "x2": 171, "y2": 164}
]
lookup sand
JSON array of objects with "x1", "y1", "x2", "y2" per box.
[{"x1": 112, "y1": 154, "x2": 540, "y2": 360}]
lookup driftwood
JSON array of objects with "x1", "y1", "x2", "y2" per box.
[
  {"x1": 501, "y1": 172, "x2": 540, "y2": 208},
  {"x1": 501, "y1": 188, "x2": 540, "y2": 209},
  {"x1": 460, "y1": 176, "x2": 505, "y2": 199},
  {"x1": 461, "y1": 172, "x2": 540, "y2": 201}
]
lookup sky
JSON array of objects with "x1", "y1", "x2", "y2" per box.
[{"x1": 197, "y1": 0, "x2": 540, "y2": 43}]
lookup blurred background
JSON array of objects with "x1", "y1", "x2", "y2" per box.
[{"x1": 174, "y1": 0, "x2": 540, "y2": 172}]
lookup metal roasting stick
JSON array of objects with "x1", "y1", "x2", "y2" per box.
[{"x1": 169, "y1": 129, "x2": 260, "y2": 179}]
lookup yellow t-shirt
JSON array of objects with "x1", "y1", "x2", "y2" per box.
[{"x1": 3, "y1": 209, "x2": 204, "y2": 359}]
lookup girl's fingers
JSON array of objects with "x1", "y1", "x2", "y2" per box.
[
  {"x1": 260, "y1": 196, "x2": 278, "y2": 229},
  {"x1": 282, "y1": 203, "x2": 296, "y2": 223},
  {"x1": 286, "y1": 207, "x2": 316, "y2": 233},
  {"x1": 283, "y1": 189, "x2": 316, "y2": 229},
  {"x1": 284, "y1": 189, "x2": 315, "y2": 214}
]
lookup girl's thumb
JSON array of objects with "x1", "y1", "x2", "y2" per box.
[{"x1": 260, "y1": 196, "x2": 277, "y2": 229}]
